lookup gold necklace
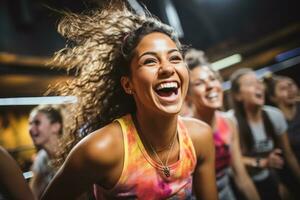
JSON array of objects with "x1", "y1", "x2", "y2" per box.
[
  {"x1": 147, "y1": 129, "x2": 178, "y2": 177},
  {"x1": 133, "y1": 114, "x2": 178, "y2": 177}
]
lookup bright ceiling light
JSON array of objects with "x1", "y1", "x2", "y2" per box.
[
  {"x1": 0, "y1": 96, "x2": 77, "y2": 106},
  {"x1": 212, "y1": 54, "x2": 242, "y2": 71}
]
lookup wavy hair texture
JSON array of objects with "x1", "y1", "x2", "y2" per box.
[{"x1": 50, "y1": 1, "x2": 181, "y2": 164}]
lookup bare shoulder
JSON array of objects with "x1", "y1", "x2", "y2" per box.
[
  {"x1": 180, "y1": 117, "x2": 213, "y2": 159},
  {"x1": 181, "y1": 117, "x2": 212, "y2": 142},
  {"x1": 219, "y1": 111, "x2": 236, "y2": 133},
  {"x1": 66, "y1": 121, "x2": 124, "y2": 172}
]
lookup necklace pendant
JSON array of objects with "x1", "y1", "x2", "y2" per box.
[{"x1": 162, "y1": 166, "x2": 170, "y2": 177}]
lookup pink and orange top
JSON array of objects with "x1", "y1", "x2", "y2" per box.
[
  {"x1": 94, "y1": 114, "x2": 197, "y2": 200},
  {"x1": 214, "y1": 112, "x2": 232, "y2": 179}
]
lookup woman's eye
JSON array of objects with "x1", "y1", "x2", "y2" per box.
[
  {"x1": 143, "y1": 58, "x2": 157, "y2": 65},
  {"x1": 169, "y1": 55, "x2": 182, "y2": 63},
  {"x1": 210, "y1": 76, "x2": 217, "y2": 81},
  {"x1": 193, "y1": 81, "x2": 204, "y2": 86}
]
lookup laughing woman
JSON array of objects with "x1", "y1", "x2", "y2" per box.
[
  {"x1": 41, "y1": 1, "x2": 217, "y2": 200},
  {"x1": 264, "y1": 75, "x2": 300, "y2": 198},
  {"x1": 184, "y1": 49, "x2": 259, "y2": 200},
  {"x1": 229, "y1": 68, "x2": 300, "y2": 200}
]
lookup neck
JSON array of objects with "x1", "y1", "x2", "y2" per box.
[
  {"x1": 244, "y1": 104, "x2": 262, "y2": 123},
  {"x1": 134, "y1": 110, "x2": 178, "y2": 151},
  {"x1": 278, "y1": 102, "x2": 296, "y2": 120},
  {"x1": 42, "y1": 136, "x2": 60, "y2": 158},
  {"x1": 194, "y1": 107, "x2": 216, "y2": 130}
]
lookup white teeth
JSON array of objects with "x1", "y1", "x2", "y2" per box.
[
  {"x1": 156, "y1": 82, "x2": 178, "y2": 90},
  {"x1": 255, "y1": 92, "x2": 263, "y2": 97},
  {"x1": 207, "y1": 92, "x2": 218, "y2": 98}
]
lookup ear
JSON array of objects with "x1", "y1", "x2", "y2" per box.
[
  {"x1": 121, "y1": 76, "x2": 134, "y2": 95},
  {"x1": 51, "y1": 122, "x2": 61, "y2": 135}
]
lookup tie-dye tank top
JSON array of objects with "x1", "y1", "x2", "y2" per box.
[
  {"x1": 213, "y1": 112, "x2": 232, "y2": 195},
  {"x1": 94, "y1": 114, "x2": 196, "y2": 200}
]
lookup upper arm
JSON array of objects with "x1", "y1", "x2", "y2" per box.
[
  {"x1": 0, "y1": 147, "x2": 34, "y2": 200},
  {"x1": 265, "y1": 106, "x2": 288, "y2": 135},
  {"x1": 29, "y1": 170, "x2": 47, "y2": 199},
  {"x1": 29, "y1": 152, "x2": 49, "y2": 198},
  {"x1": 41, "y1": 122, "x2": 124, "y2": 200},
  {"x1": 277, "y1": 132, "x2": 292, "y2": 153},
  {"x1": 183, "y1": 118, "x2": 218, "y2": 200},
  {"x1": 225, "y1": 117, "x2": 249, "y2": 178}
]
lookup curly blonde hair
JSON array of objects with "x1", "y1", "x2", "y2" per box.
[{"x1": 50, "y1": 1, "x2": 182, "y2": 163}]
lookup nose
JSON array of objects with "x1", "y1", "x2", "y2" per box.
[
  {"x1": 205, "y1": 80, "x2": 214, "y2": 90},
  {"x1": 158, "y1": 63, "x2": 175, "y2": 78}
]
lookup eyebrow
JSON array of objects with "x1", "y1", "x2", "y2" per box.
[{"x1": 138, "y1": 48, "x2": 180, "y2": 60}]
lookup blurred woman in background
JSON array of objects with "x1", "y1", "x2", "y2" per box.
[
  {"x1": 229, "y1": 68, "x2": 300, "y2": 200},
  {"x1": 184, "y1": 49, "x2": 260, "y2": 200},
  {"x1": 264, "y1": 75, "x2": 300, "y2": 161},
  {"x1": 264, "y1": 74, "x2": 300, "y2": 198},
  {"x1": 28, "y1": 105, "x2": 63, "y2": 199}
]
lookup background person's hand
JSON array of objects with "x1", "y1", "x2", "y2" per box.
[{"x1": 266, "y1": 148, "x2": 284, "y2": 169}]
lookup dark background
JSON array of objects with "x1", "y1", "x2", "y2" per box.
[{"x1": 0, "y1": 0, "x2": 299, "y2": 97}]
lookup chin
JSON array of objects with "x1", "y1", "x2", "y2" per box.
[{"x1": 157, "y1": 104, "x2": 182, "y2": 116}]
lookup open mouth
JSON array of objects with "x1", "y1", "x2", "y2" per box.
[
  {"x1": 206, "y1": 92, "x2": 218, "y2": 100},
  {"x1": 255, "y1": 92, "x2": 263, "y2": 99},
  {"x1": 155, "y1": 81, "x2": 179, "y2": 97}
]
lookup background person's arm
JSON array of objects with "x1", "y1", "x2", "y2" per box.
[
  {"x1": 0, "y1": 146, "x2": 34, "y2": 200},
  {"x1": 277, "y1": 132, "x2": 300, "y2": 182},
  {"x1": 227, "y1": 118, "x2": 260, "y2": 200},
  {"x1": 29, "y1": 169, "x2": 49, "y2": 199}
]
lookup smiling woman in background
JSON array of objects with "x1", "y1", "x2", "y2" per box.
[
  {"x1": 264, "y1": 75, "x2": 300, "y2": 162},
  {"x1": 229, "y1": 68, "x2": 300, "y2": 200},
  {"x1": 184, "y1": 49, "x2": 259, "y2": 200},
  {"x1": 41, "y1": 1, "x2": 217, "y2": 199},
  {"x1": 264, "y1": 74, "x2": 300, "y2": 199},
  {"x1": 28, "y1": 105, "x2": 63, "y2": 199}
]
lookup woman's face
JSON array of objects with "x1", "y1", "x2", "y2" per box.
[
  {"x1": 124, "y1": 32, "x2": 189, "y2": 115},
  {"x1": 28, "y1": 112, "x2": 55, "y2": 147},
  {"x1": 189, "y1": 66, "x2": 223, "y2": 111},
  {"x1": 236, "y1": 72, "x2": 265, "y2": 107},
  {"x1": 273, "y1": 78, "x2": 298, "y2": 106}
]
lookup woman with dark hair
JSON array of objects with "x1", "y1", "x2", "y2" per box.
[
  {"x1": 229, "y1": 68, "x2": 300, "y2": 200},
  {"x1": 41, "y1": 1, "x2": 217, "y2": 199},
  {"x1": 184, "y1": 49, "x2": 259, "y2": 200},
  {"x1": 264, "y1": 74, "x2": 300, "y2": 198},
  {"x1": 264, "y1": 75, "x2": 300, "y2": 161}
]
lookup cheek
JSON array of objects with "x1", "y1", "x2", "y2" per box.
[
  {"x1": 191, "y1": 88, "x2": 205, "y2": 102},
  {"x1": 176, "y1": 64, "x2": 189, "y2": 78},
  {"x1": 215, "y1": 82, "x2": 223, "y2": 92},
  {"x1": 182, "y1": 67, "x2": 189, "y2": 82},
  {"x1": 133, "y1": 69, "x2": 155, "y2": 88},
  {"x1": 240, "y1": 87, "x2": 252, "y2": 96}
]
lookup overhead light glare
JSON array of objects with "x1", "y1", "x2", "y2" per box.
[
  {"x1": 0, "y1": 96, "x2": 77, "y2": 106},
  {"x1": 212, "y1": 54, "x2": 242, "y2": 71}
]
